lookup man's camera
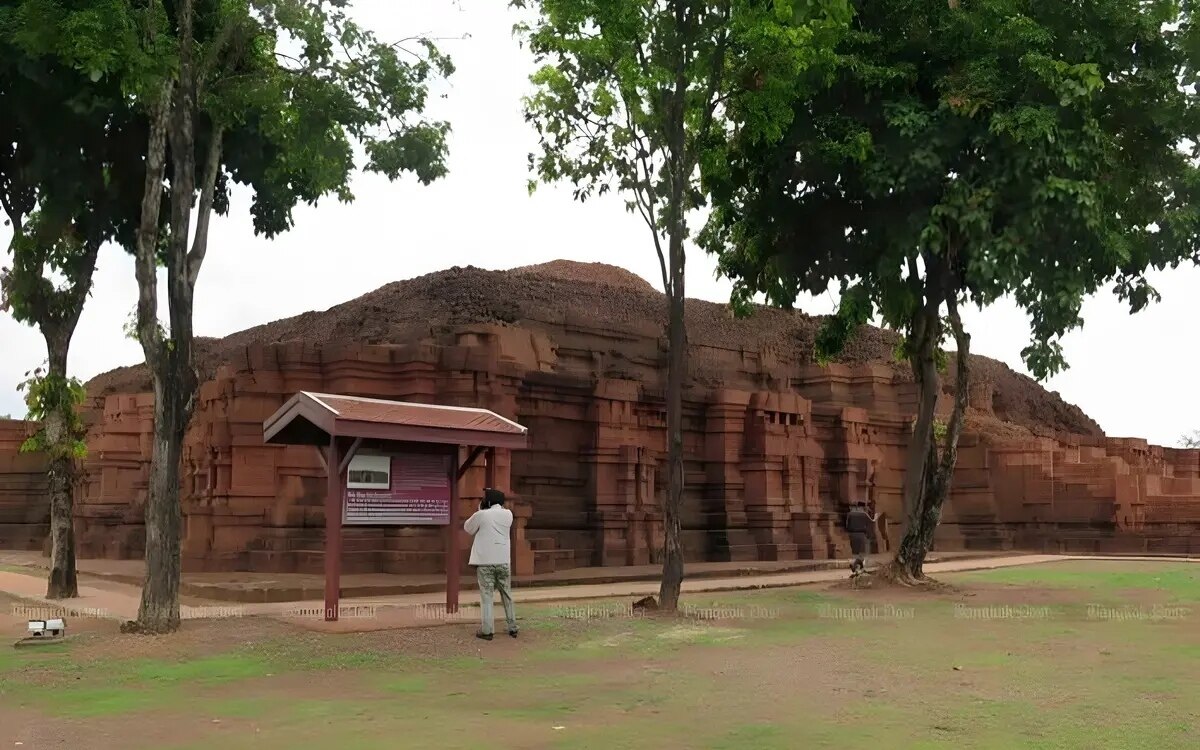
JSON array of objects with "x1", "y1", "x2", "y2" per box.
[{"x1": 479, "y1": 487, "x2": 505, "y2": 510}]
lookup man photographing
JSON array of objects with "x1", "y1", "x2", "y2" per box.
[{"x1": 464, "y1": 488, "x2": 518, "y2": 640}]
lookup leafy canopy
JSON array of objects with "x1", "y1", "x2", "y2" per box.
[
  {"x1": 704, "y1": 0, "x2": 1200, "y2": 379},
  {"x1": 3, "y1": 0, "x2": 455, "y2": 241},
  {"x1": 514, "y1": 0, "x2": 850, "y2": 287}
]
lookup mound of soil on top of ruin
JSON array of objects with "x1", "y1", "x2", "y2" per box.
[
  {"x1": 85, "y1": 262, "x2": 1103, "y2": 439},
  {"x1": 510, "y1": 259, "x2": 659, "y2": 293}
]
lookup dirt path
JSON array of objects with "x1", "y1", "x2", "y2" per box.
[{"x1": 0, "y1": 553, "x2": 1101, "y2": 629}]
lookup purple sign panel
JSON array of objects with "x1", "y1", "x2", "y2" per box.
[{"x1": 343, "y1": 453, "x2": 451, "y2": 525}]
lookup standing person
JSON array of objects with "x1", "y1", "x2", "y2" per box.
[
  {"x1": 464, "y1": 488, "x2": 518, "y2": 640},
  {"x1": 845, "y1": 501, "x2": 876, "y2": 576}
]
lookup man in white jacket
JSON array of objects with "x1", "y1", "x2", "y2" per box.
[{"x1": 464, "y1": 488, "x2": 517, "y2": 640}]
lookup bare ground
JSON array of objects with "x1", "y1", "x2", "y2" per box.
[{"x1": 3, "y1": 561, "x2": 1199, "y2": 749}]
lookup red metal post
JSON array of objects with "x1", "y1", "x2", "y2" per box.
[
  {"x1": 446, "y1": 447, "x2": 461, "y2": 614},
  {"x1": 324, "y1": 435, "x2": 343, "y2": 622},
  {"x1": 485, "y1": 447, "x2": 496, "y2": 489}
]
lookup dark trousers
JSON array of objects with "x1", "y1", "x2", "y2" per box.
[{"x1": 850, "y1": 533, "x2": 869, "y2": 571}]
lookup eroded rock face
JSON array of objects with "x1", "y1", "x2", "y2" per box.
[
  {"x1": 0, "y1": 419, "x2": 47, "y2": 551},
  {"x1": 3, "y1": 264, "x2": 1196, "y2": 574}
]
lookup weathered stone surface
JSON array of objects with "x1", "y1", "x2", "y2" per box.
[
  {"x1": 3, "y1": 263, "x2": 1198, "y2": 573},
  {"x1": 0, "y1": 419, "x2": 48, "y2": 552}
]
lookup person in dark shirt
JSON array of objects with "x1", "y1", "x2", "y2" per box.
[{"x1": 845, "y1": 501, "x2": 876, "y2": 575}]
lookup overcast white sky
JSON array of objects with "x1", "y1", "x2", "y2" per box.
[{"x1": 1, "y1": 1, "x2": 1197, "y2": 447}]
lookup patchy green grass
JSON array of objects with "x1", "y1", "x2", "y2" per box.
[
  {"x1": 3, "y1": 561, "x2": 1200, "y2": 748},
  {"x1": 957, "y1": 560, "x2": 1200, "y2": 602}
]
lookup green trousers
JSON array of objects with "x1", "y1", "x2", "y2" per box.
[{"x1": 476, "y1": 564, "x2": 517, "y2": 635}]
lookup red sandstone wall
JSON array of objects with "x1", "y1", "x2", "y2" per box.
[
  {"x1": 0, "y1": 419, "x2": 49, "y2": 551},
  {"x1": 4, "y1": 321, "x2": 1200, "y2": 575}
]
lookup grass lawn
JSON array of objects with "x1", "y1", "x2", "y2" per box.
[{"x1": 2, "y1": 559, "x2": 1199, "y2": 749}]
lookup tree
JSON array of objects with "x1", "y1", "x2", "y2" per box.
[
  {"x1": 0, "y1": 17, "x2": 150, "y2": 598},
  {"x1": 513, "y1": 0, "x2": 849, "y2": 609},
  {"x1": 11, "y1": 0, "x2": 453, "y2": 633},
  {"x1": 704, "y1": 0, "x2": 1200, "y2": 581},
  {"x1": 2, "y1": 227, "x2": 93, "y2": 601},
  {"x1": 1182, "y1": 431, "x2": 1200, "y2": 449}
]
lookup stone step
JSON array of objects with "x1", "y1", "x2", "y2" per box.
[{"x1": 532, "y1": 547, "x2": 575, "y2": 575}]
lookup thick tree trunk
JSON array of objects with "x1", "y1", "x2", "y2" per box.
[
  {"x1": 659, "y1": 267, "x2": 686, "y2": 610},
  {"x1": 127, "y1": 2, "x2": 214, "y2": 632},
  {"x1": 891, "y1": 438, "x2": 941, "y2": 579},
  {"x1": 889, "y1": 301, "x2": 940, "y2": 581},
  {"x1": 134, "y1": 357, "x2": 194, "y2": 633},
  {"x1": 887, "y1": 266, "x2": 971, "y2": 582},
  {"x1": 904, "y1": 298, "x2": 972, "y2": 578},
  {"x1": 43, "y1": 342, "x2": 78, "y2": 599}
]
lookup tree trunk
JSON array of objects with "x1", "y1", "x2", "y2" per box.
[
  {"x1": 43, "y1": 342, "x2": 77, "y2": 599},
  {"x1": 889, "y1": 302, "x2": 940, "y2": 581},
  {"x1": 133, "y1": 358, "x2": 194, "y2": 633},
  {"x1": 126, "y1": 1, "x2": 212, "y2": 632},
  {"x1": 657, "y1": 20, "x2": 689, "y2": 610},
  {"x1": 659, "y1": 263, "x2": 686, "y2": 610},
  {"x1": 887, "y1": 276, "x2": 971, "y2": 582},
  {"x1": 124, "y1": 72, "x2": 192, "y2": 634},
  {"x1": 905, "y1": 297, "x2": 972, "y2": 578},
  {"x1": 891, "y1": 437, "x2": 941, "y2": 579}
]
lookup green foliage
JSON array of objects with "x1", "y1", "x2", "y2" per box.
[
  {"x1": 1, "y1": 4, "x2": 148, "y2": 357},
  {"x1": 932, "y1": 419, "x2": 947, "y2": 444},
  {"x1": 121, "y1": 305, "x2": 171, "y2": 351},
  {"x1": 814, "y1": 283, "x2": 870, "y2": 364},
  {"x1": 514, "y1": 0, "x2": 850, "y2": 286},
  {"x1": 0, "y1": 215, "x2": 100, "y2": 330},
  {"x1": 1182, "y1": 431, "x2": 1200, "y2": 449},
  {"x1": 705, "y1": 0, "x2": 1200, "y2": 380},
  {"x1": 3, "y1": 0, "x2": 454, "y2": 240},
  {"x1": 16, "y1": 365, "x2": 87, "y2": 459}
]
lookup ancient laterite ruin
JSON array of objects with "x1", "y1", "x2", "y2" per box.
[{"x1": 1, "y1": 261, "x2": 1198, "y2": 576}]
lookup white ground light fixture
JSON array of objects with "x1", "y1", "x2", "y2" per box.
[{"x1": 26, "y1": 618, "x2": 66, "y2": 638}]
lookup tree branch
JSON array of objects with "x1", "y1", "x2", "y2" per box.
[
  {"x1": 939, "y1": 291, "x2": 970, "y2": 479},
  {"x1": 686, "y1": 3, "x2": 731, "y2": 177},
  {"x1": 134, "y1": 80, "x2": 174, "y2": 364},
  {"x1": 187, "y1": 129, "x2": 224, "y2": 289},
  {"x1": 59, "y1": 238, "x2": 101, "y2": 339},
  {"x1": 197, "y1": 12, "x2": 241, "y2": 98}
]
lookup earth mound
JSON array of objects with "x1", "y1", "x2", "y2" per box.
[
  {"x1": 510, "y1": 260, "x2": 658, "y2": 293},
  {"x1": 85, "y1": 261, "x2": 1103, "y2": 440}
]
